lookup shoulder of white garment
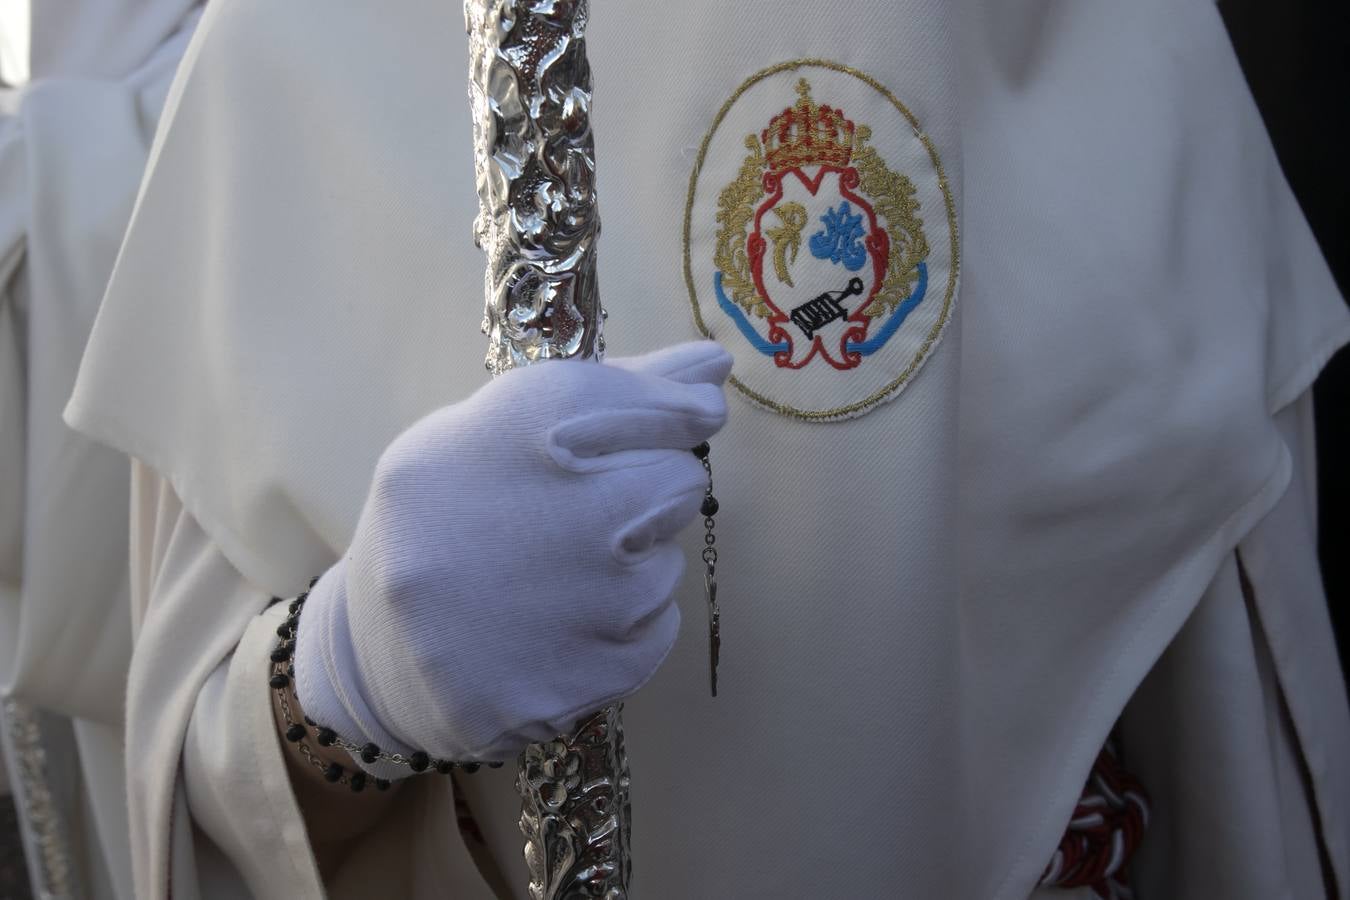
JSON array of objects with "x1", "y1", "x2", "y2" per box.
[{"x1": 67, "y1": 0, "x2": 485, "y2": 597}]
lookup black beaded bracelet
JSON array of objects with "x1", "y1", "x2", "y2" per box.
[{"x1": 268, "y1": 579, "x2": 503, "y2": 792}]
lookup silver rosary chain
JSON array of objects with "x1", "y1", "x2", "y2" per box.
[
  {"x1": 270, "y1": 594, "x2": 499, "y2": 785},
  {"x1": 274, "y1": 668, "x2": 362, "y2": 786},
  {"x1": 699, "y1": 448, "x2": 722, "y2": 697},
  {"x1": 701, "y1": 454, "x2": 717, "y2": 573}
]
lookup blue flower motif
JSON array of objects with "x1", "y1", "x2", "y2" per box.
[{"x1": 808, "y1": 202, "x2": 868, "y2": 271}]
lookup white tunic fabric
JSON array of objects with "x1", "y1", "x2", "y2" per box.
[
  {"x1": 0, "y1": 2, "x2": 202, "y2": 897},
  {"x1": 65, "y1": 0, "x2": 1350, "y2": 897}
]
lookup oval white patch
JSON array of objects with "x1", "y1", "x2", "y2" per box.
[{"x1": 683, "y1": 60, "x2": 958, "y2": 421}]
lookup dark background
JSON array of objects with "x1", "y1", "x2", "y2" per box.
[{"x1": 1219, "y1": 0, "x2": 1350, "y2": 676}]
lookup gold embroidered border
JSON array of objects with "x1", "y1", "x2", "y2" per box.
[{"x1": 682, "y1": 58, "x2": 961, "y2": 422}]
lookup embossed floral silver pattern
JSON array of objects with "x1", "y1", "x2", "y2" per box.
[
  {"x1": 466, "y1": 0, "x2": 603, "y2": 376},
  {"x1": 518, "y1": 705, "x2": 631, "y2": 899}
]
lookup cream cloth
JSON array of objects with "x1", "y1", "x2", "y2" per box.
[
  {"x1": 0, "y1": 0, "x2": 201, "y2": 729},
  {"x1": 0, "y1": 3, "x2": 203, "y2": 897},
  {"x1": 66, "y1": 0, "x2": 1350, "y2": 897}
]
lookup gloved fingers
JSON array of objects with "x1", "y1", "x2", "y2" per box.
[
  {"x1": 548, "y1": 388, "x2": 727, "y2": 467},
  {"x1": 593, "y1": 540, "x2": 687, "y2": 641},
  {"x1": 547, "y1": 601, "x2": 682, "y2": 740},
  {"x1": 611, "y1": 457, "x2": 708, "y2": 564},
  {"x1": 544, "y1": 453, "x2": 705, "y2": 557},
  {"x1": 501, "y1": 563, "x2": 682, "y2": 745},
  {"x1": 607, "y1": 340, "x2": 733, "y2": 387}
]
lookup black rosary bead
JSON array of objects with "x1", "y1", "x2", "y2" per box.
[
  {"x1": 692, "y1": 441, "x2": 711, "y2": 459},
  {"x1": 700, "y1": 495, "x2": 719, "y2": 517},
  {"x1": 270, "y1": 580, "x2": 492, "y2": 794}
]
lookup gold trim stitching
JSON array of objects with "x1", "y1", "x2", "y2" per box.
[{"x1": 683, "y1": 58, "x2": 961, "y2": 422}]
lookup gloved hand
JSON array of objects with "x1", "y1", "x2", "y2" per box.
[{"x1": 293, "y1": 341, "x2": 732, "y2": 770}]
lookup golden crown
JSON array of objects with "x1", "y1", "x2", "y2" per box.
[{"x1": 762, "y1": 79, "x2": 856, "y2": 172}]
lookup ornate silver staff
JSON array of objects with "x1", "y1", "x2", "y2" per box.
[{"x1": 465, "y1": 2, "x2": 631, "y2": 897}]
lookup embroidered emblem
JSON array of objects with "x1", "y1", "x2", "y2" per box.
[{"x1": 684, "y1": 60, "x2": 959, "y2": 421}]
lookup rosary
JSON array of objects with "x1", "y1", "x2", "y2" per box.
[{"x1": 694, "y1": 440, "x2": 721, "y2": 697}]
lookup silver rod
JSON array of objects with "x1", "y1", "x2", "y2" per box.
[
  {"x1": 465, "y1": 2, "x2": 631, "y2": 897},
  {"x1": 467, "y1": 0, "x2": 604, "y2": 375}
]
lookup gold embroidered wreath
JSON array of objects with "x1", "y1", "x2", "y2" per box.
[{"x1": 713, "y1": 125, "x2": 928, "y2": 321}]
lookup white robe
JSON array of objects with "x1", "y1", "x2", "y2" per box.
[
  {"x1": 65, "y1": 0, "x2": 1350, "y2": 897},
  {"x1": 0, "y1": 2, "x2": 201, "y2": 897}
]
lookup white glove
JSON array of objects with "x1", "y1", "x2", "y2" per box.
[{"x1": 294, "y1": 341, "x2": 732, "y2": 769}]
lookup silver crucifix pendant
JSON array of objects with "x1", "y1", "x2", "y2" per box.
[{"x1": 707, "y1": 570, "x2": 721, "y2": 697}]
